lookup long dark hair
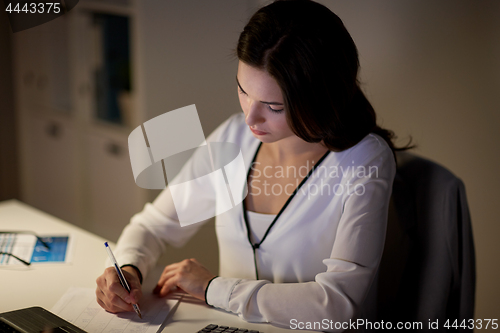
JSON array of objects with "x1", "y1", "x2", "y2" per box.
[{"x1": 237, "y1": 0, "x2": 412, "y2": 153}]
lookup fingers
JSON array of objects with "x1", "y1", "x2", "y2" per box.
[
  {"x1": 98, "y1": 267, "x2": 133, "y2": 312},
  {"x1": 153, "y1": 258, "x2": 215, "y2": 300},
  {"x1": 154, "y1": 263, "x2": 179, "y2": 296},
  {"x1": 96, "y1": 285, "x2": 132, "y2": 313},
  {"x1": 156, "y1": 262, "x2": 177, "y2": 287},
  {"x1": 158, "y1": 272, "x2": 179, "y2": 297},
  {"x1": 95, "y1": 267, "x2": 141, "y2": 313},
  {"x1": 121, "y1": 266, "x2": 143, "y2": 303}
]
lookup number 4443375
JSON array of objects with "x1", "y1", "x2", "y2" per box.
[
  {"x1": 5, "y1": 2, "x2": 62, "y2": 14},
  {"x1": 444, "y1": 319, "x2": 498, "y2": 330}
]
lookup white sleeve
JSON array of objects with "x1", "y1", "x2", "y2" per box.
[
  {"x1": 110, "y1": 114, "x2": 239, "y2": 278},
  {"x1": 206, "y1": 147, "x2": 396, "y2": 332}
]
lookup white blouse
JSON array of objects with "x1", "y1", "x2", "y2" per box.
[
  {"x1": 111, "y1": 113, "x2": 396, "y2": 332},
  {"x1": 246, "y1": 211, "x2": 276, "y2": 244}
]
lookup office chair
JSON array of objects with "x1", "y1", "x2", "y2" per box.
[{"x1": 377, "y1": 151, "x2": 476, "y2": 331}]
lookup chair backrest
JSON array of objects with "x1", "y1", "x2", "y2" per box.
[{"x1": 377, "y1": 152, "x2": 475, "y2": 329}]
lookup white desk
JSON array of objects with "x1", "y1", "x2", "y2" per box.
[
  {"x1": 0, "y1": 200, "x2": 313, "y2": 332},
  {"x1": 0, "y1": 200, "x2": 109, "y2": 312}
]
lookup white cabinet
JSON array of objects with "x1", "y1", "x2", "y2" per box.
[
  {"x1": 14, "y1": 15, "x2": 72, "y2": 114},
  {"x1": 13, "y1": 1, "x2": 148, "y2": 241},
  {"x1": 18, "y1": 113, "x2": 83, "y2": 226},
  {"x1": 84, "y1": 128, "x2": 143, "y2": 241}
]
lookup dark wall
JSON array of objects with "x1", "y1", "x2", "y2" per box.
[{"x1": 0, "y1": 14, "x2": 20, "y2": 201}]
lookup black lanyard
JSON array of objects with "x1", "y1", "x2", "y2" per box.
[{"x1": 241, "y1": 142, "x2": 331, "y2": 279}]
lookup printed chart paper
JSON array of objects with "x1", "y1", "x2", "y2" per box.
[{"x1": 0, "y1": 233, "x2": 73, "y2": 265}]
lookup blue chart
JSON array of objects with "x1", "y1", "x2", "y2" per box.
[{"x1": 31, "y1": 236, "x2": 69, "y2": 263}]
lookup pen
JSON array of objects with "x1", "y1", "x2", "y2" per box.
[{"x1": 104, "y1": 242, "x2": 143, "y2": 319}]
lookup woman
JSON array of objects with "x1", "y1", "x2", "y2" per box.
[{"x1": 96, "y1": 0, "x2": 403, "y2": 330}]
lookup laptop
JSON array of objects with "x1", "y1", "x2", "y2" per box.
[{"x1": 0, "y1": 307, "x2": 86, "y2": 333}]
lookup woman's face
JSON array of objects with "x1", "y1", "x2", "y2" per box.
[{"x1": 237, "y1": 61, "x2": 295, "y2": 143}]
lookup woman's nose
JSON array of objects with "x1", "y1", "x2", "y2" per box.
[{"x1": 245, "y1": 100, "x2": 264, "y2": 127}]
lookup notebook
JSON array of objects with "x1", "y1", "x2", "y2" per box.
[{"x1": 0, "y1": 306, "x2": 86, "y2": 333}]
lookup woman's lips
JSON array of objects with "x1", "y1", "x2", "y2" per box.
[{"x1": 250, "y1": 127, "x2": 268, "y2": 135}]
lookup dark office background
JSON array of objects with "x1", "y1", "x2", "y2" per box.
[{"x1": 1, "y1": 0, "x2": 499, "y2": 322}]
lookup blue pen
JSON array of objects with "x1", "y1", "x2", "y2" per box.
[{"x1": 104, "y1": 242, "x2": 143, "y2": 319}]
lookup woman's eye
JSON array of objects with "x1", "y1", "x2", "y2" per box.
[{"x1": 267, "y1": 105, "x2": 284, "y2": 113}]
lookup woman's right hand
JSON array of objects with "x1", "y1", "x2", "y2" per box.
[{"x1": 95, "y1": 266, "x2": 143, "y2": 313}]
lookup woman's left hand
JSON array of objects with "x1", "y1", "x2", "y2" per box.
[{"x1": 153, "y1": 258, "x2": 216, "y2": 301}]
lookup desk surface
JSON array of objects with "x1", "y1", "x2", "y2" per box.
[
  {"x1": 0, "y1": 199, "x2": 109, "y2": 312},
  {"x1": 0, "y1": 200, "x2": 313, "y2": 332}
]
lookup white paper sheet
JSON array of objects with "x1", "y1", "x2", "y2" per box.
[
  {"x1": 51, "y1": 287, "x2": 180, "y2": 333},
  {"x1": 0, "y1": 233, "x2": 35, "y2": 265}
]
